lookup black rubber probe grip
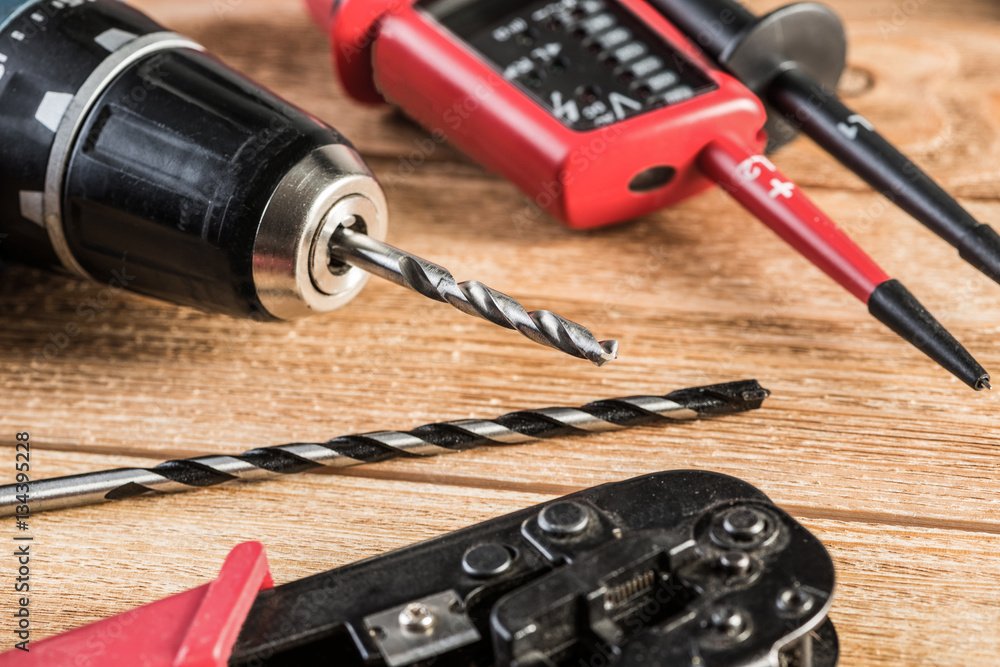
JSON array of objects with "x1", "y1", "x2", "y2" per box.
[
  {"x1": 644, "y1": 0, "x2": 757, "y2": 60},
  {"x1": 869, "y1": 280, "x2": 990, "y2": 391},
  {"x1": 645, "y1": 0, "x2": 848, "y2": 151},
  {"x1": 768, "y1": 66, "x2": 1000, "y2": 287},
  {"x1": 957, "y1": 224, "x2": 1000, "y2": 287},
  {"x1": 0, "y1": 0, "x2": 387, "y2": 320}
]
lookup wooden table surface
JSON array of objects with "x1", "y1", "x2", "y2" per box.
[{"x1": 2, "y1": 0, "x2": 999, "y2": 664}]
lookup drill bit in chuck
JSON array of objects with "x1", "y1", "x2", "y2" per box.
[
  {"x1": 0, "y1": 380, "x2": 770, "y2": 515},
  {"x1": 328, "y1": 225, "x2": 618, "y2": 366}
]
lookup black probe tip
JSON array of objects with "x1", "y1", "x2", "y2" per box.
[
  {"x1": 957, "y1": 224, "x2": 1000, "y2": 287},
  {"x1": 868, "y1": 280, "x2": 989, "y2": 391}
]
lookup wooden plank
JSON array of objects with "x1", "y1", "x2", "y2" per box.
[
  {"x1": 2, "y1": 167, "x2": 997, "y2": 526},
  {"x1": 2, "y1": 0, "x2": 999, "y2": 665}
]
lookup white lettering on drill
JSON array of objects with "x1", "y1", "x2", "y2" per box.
[
  {"x1": 608, "y1": 92, "x2": 641, "y2": 121},
  {"x1": 836, "y1": 114, "x2": 875, "y2": 141},
  {"x1": 582, "y1": 100, "x2": 609, "y2": 121},
  {"x1": 662, "y1": 86, "x2": 694, "y2": 105},
  {"x1": 614, "y1": 42, "x2": 646, "y2": 63},
  {"x1": 581, "y1": 13, "x2": 615, "y2": 34},
  {"x1": 34, "y1": 91, "x2": 74, "y2": 133},
  {"x1": 768, "y1": 179, "x2": 795, "y2": 199},
  {"x1": 551, "y1": 91, "x2": 580, "y2": 123},
  {"x1": 19, "y1": 191, "x2": 44, "y2": 227},
  {"x1": 0, "y1": 53, "x2": 6, "y2": 83},
  {"x1": 94, "y1": 28, "x2": 138, "y2": 52}
]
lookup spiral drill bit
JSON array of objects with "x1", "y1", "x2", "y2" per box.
[
  {"x1": 1, "y1": 381, "x2": 769, "y2": 515},
  {"x1": 329, "y1": 225, "x2": 618, "y2": 366}
]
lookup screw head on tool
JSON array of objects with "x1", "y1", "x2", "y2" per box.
[
  {"x1": 722, "y1": 507, "x2": 767, "y2": 541},
  {"x1": 718, "y1": 550, "x2": 752, "y2": 577},
  {"x1": 462, "y1": 544, "x2": 513, "y2": 578},
  {"x1": 709, "y1": 606, "x2": 748, "y2": 636},
  {"x1": 398, "y1": 603, "x2": 436, "y2": 633},
  {"x1": 538, "y1": 502, "x2": 590, "y2": 537},
  {"x1": 777, "y1": 587, "x2": 815, "y2": 615}
]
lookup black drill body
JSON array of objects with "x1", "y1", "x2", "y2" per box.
[{"x1": 0, "y1": 0, "x2": 380, "y2": 319}]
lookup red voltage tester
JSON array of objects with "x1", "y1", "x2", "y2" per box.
[{"x1": 305, "y1": 0, "x2": 988, "y2": 391}]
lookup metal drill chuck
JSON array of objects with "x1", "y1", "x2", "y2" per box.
[{"x1": 253, "y1": 146, "x2": 388, "y2": 319}]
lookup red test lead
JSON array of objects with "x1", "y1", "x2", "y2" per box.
[
  {"x1": 700, "y1": 140, "x2": 989, "y2": 391},
  {"x1": 306, "y1": 0, "x2": 988, "y2": 389}
]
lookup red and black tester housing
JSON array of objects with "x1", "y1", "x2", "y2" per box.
[{"x1": 308, "y1": 0, "x2": 767, "y2": 229}]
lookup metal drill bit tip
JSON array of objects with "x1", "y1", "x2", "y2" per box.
[
  {"x1": 976, "y1": 376, "x2": 991, "y2": 391},
  {"x1": 328, "y1": 226, "x2": 617, "y2": 366},
  {"x1": 0, "y1": 380, "x2": 769, "y2": 516}
]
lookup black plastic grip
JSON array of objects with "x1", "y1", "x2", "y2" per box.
[
  {"x1": 61, "y1": 47, "x2": 350, "y2": 318},
  {"x1": 0, "y1": 0, "x2": 163, "y2": 268}
]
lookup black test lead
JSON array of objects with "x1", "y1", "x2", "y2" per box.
[
  {"x1": 0, "y1": 0, "x2": 615, "y2": 364},
  {"x1": 645, "y1": 0, "x2": 1000, "y2": 286}
]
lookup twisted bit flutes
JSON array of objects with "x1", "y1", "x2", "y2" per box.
[
  {"x1": 1, "y1": 381, "x2": 769, "y2": 516},
  {"x1": 329, "y1": 226, "x2": 618, "y2": 366}
]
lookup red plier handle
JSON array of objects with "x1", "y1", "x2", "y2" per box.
[{"x1": 0, "y1": 543, "x2": 272, "y2": 667}]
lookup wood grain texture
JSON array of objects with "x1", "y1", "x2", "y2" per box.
[{"x1": 1, "y1": 0, "x2": 999, "y2": 665}]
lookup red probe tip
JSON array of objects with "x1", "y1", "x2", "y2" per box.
[{"x1": 698, "y1": 139, "x2": 989, "y2": 390}]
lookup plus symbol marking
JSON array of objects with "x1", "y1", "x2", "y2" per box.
[{"x1": 768, "y1": 179, "x2": 795, "y2": 199}]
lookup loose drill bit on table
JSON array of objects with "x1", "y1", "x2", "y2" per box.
[
  {"x1": 0, "y1": 380, "x2": 769, "y2": 516},
  {"x1": 330, "y1": 226, "x2": 617, "y2": 366}
]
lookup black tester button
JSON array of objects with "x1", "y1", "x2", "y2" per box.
[
  {"x1": 633, "y1": 70, "x2": 680, "y2": 100},
  {"x1": 626, "y1": 55, "x2": 664, "y2": 80},
  {"x1": 592, "y1": 26, "x2": 632, "y2": 50},
  {"x1": 575, "y1": 0, "x2": 607, "y2": 16},
  {"x1": 573, "y1": 12, "x2": 616, "y2": 38},
  {"x1": 660, "y1": 85, "x2": 695, "y2": 104},
  {"x1": 610, "y1": 41, "x2": 648, "y2": 65}
]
